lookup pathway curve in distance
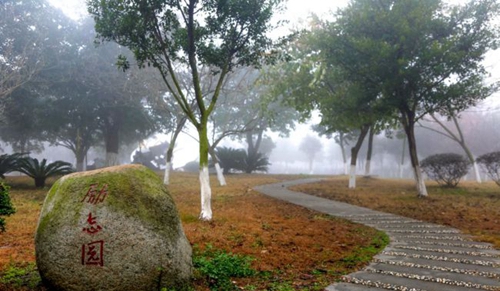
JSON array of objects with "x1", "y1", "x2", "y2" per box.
[{"x1": 254, "y1": 178, "x2": 500, "y2": 291}]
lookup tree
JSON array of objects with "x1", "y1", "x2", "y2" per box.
[
  {"x1": 88, "y1": 0, "x2": 286, "y2": 220},
  {"x1": 299, "y1": 135, "x2": 323, "y2": 174},
  {"x1": 320, "y1": 0, "x2": 498, "y2": 196}
]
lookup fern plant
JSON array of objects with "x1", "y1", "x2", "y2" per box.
[
  {"x1": 0, "y1": 153, "x2": 27, "y2": 179},
  {"x1": 16, "y1": 157, "x2": 74, "y2": 188}
]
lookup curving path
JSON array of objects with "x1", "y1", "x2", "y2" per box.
[{"x1": 253, "y1": 179, "x2": 500, "y2": 291}]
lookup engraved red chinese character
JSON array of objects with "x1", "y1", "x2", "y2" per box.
[
  {"x1": 81, "y1": 240, "x2": 104, "y2": 266},
  {"x1": 82, "y1": 212, "x2": 102, "y2": 234},
  {"x1": 81, "y1": 183, "x2": 108, "y2": 204}
]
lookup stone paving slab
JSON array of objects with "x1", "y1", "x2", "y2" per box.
[{"x1": 253, "y1": 179, "x2": 500, "y2": 291}]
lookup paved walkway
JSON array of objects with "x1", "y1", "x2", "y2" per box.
[{"x1": 253, "y1": 179, "x2": 500, "y2": 291}]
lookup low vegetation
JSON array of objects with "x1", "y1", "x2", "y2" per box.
[
  {"x1": 2, "y1": 172, "x2": 497, "y2": 290},
  {"x1": 420, "y1": 153, "x2": 470, "y2": 187},
  {"x1": 0, "y1": 173, "x2": 386, "y2": 291},
  {"x1": 477, "y1": 151, "x2": 500, "y2": 186}
]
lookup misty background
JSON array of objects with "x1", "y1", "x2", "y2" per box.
[{"x1": 2, "y1": 0, "x2": 500, "y2": 180}]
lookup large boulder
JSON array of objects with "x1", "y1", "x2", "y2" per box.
[{"x1": 35, "y1": 164, "x2": 192, "y2": 291}]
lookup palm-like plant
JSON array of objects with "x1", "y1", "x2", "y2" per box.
[
  {"x1": 16, "y1": 157, "x2": 74, "y2": 188},
  {"x1": 243, "y1": 152, "x2": 270, "y2": 174},
  {"x1": 0, "y1": 153, "x2": 27, "y2": 179}
]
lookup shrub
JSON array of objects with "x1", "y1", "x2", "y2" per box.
[
  {"x1": 420, "y1": 153, "x2": 470, "y2": 187},
  {"x1": 16, "y1": 157, "x2": 74, "y2": 188},
  {"x1": 243, "y1": 152, "x2": 270, "y2": 174},
  {"x1": 476, "y1": 151, "x2": 500, "y2": 186},
  {"x1": 0, "y1": 183, "x2": 15, "y2": 232},
  {"x1": 216, "y1": 147, "x2": 246, "y2": 174},
  {"x1": 193, "y1": 245, "x2": 255, "y2": 291}
]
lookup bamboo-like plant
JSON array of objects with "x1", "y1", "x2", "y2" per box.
[{"x1": 16, "y1": 157, "x2": 74, "y2": 188}]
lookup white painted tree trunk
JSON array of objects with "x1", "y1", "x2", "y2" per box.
[
  {"x1": 472, "y1": 161, "x2": 482, "y2": 183},
  {"x1": 344, "y1": 162, "x2": 349, "y2": 175},
  {"x1": 349, "y1": 165, "x2": 356, "y2": 189},
  {"x1": 364, "y1": 160, "x2": 371, "y2": 176},
  {"x1": 106, "y1": 152, "x2": 119, "y2": 167},
  {"x1": 199, "y1": 166, "x2": 212, "y2": 221},
  {"x1": 214, "y1": 163, "x2": 226, "y2": 186},
  {"x1": 163, "y1": 162, "x2": 171, "y2": 185},
  {"x1": 413, "y1": 165, "x2": 428, "y2": 197}
]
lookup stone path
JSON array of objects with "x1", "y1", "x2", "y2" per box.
[{"x1": 253, "y1": 178, "x2": 500, "y2": 291}]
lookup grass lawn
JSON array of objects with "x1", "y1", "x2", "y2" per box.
[
  {"x1": 291, "y1": 175, "x2": 500, "y2": 249},
  {"x1": 0, "y1": 172, "x2": 387, "y2": 291}
]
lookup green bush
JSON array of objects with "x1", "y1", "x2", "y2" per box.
[
  {"x1": 216, "y1": 147, "x2": 246, "y2": 174},
  {"x1": 0, "y1": 153, "x2": 26, "y2": 178},
  {"x1": 476, "y1": 151, "x2": 500, "y2": 186},
  {"x1": 16, "y1": 157, "x2": 74, "y2": 188},
  {"x1": 420, "y1": 153, "x2": 470, "y2": 187},
  {"x1": 193, "y1": 246, "x2": 255, "y2": 291},
  {"x1": 0, "y1": 182, "x2": 15, "y2": 232}
]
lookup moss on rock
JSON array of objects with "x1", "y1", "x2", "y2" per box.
[{"x1": 35, "y1": 164, "x2": 192, "y2": 291}]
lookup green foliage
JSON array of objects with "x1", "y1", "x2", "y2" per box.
[
  {"x1": 243, "y1": 152, "x2": 270, "y2": 174},
  {"x1": 339, "y1": 230, "x2": 389, "y2": 268},
  {"x1": 216, "y1": 147, "x2": 246, "y2": 174},
  {"x1": 0, "y1": 263, "x2": 41, "y2": 289},
  {"x1": 215, "y1": 147, "x2": 270, "y2": 174},
  {"x1": 0, "y1": 153, "x2": 26, "y2": 179},
  {"x1": 0, "y1": 182, "x2": 15, "y2": 232},
  {"x1": 477, "y1": 151, "x2": 500, "y2": 187},
  {"x1": 421, "y1": 153, "x2": 471, "y2": 187},
  {"x1": 193, "y1": 245, "x2": 256, "y2": 291},
  {"x1": 16, "y1": 157, "x2": 74, "y2": 188}
]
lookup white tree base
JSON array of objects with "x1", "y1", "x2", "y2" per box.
[
  {"x1": 414, "y1": 166, "x2": 428, "y2": 197},
  {"x1": 349, "y1": 165, "x2": 356, "y2": 189},
  {"x1": 473, "y1": 162, "x2": 482, "y2": 183},
  {"x1": 199, "y1": 166, "x2": 212, "y2": 221},
  {"x1": 214, "y1": 163, "x2": 226, "y2": 186},
  {"x1": 163, "y1": 162, "x2": 171, "y2": 185}
]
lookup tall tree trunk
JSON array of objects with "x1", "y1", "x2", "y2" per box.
[
  {"x1": 349, "y1": 125, "x2": 370, "y2": 188},
  {"x1": 337, "y1": 133, "x2": 348, "y2": 175},
  {"x1": 76, "y1": 153, "x2": 85, "y2": 172},
  {"x1": 163, "y1": 116, "x2": 187, "y2": 185},
  {"x1": 198, "y1": 124, "x2": 212, "y2": 221},
  {"x1": 402, "y1": 111, "x2": 428, "y2": 197},
  {"x1": 399, "y1": 135, "x2": 406, "y2": 179},
  {"x1": 364, "y1": 126, "x2": 374, "y2": 176},
  {"x1": 104, "y1": 114, "x2": 120, "y2": 167}
]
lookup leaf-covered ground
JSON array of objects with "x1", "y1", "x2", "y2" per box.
[
  {"x1": 291, "y1": 176, "x2": 500, "y2": 249},
  {"x1": 0, "y1": 172, "x2": 386, "y2": 290}
]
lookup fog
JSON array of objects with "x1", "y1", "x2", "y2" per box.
[{"x1": 3, "y1": 0, "x2": 500, "y2": 181}]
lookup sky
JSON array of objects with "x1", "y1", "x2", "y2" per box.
[
  {"x1": 45, "y1": 0, "x2": 500, "y2": 171},
  {"x1": 48, "y1": 0, "x2": 348, "y2": 21}
]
